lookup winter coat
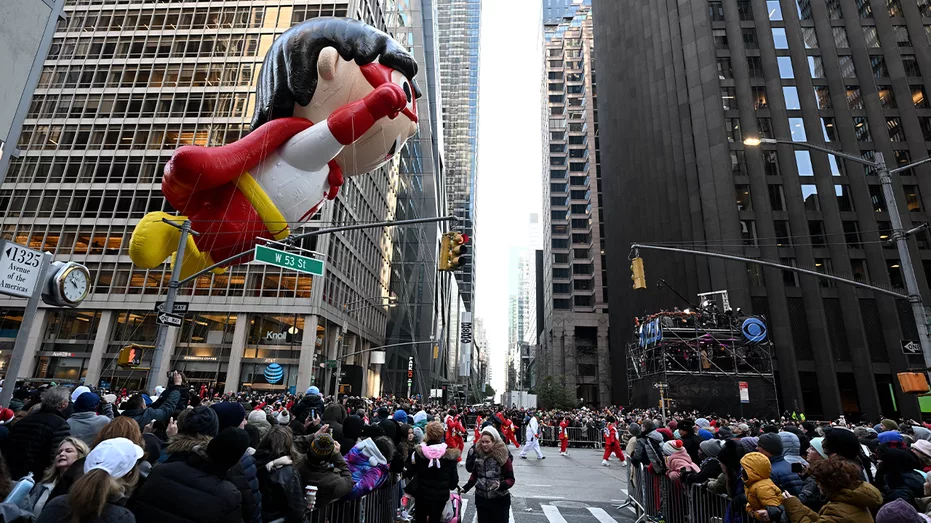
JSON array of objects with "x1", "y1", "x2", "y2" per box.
[
  {"x1": 290, "y1": 395, "x2": 325, "y2": 427},
  {"x1": 296, "y1": 452, "x2": 353, "y2": 507},
  {"x1": 1, "y1": 404, "x2": 70, "y2": 479},
  {"x1": 405, "y1": 442, "x2": 460, "y2": 505},
  {"x1": 159, "y1": 434, "x2": 213, "y2": 463},
  {"x1": 462, "y1": 440, "x2": 514, "y2": 505},
  {"x1": 226, "y1": 451, "x2": 262, "y2": 523},
  {"x1": 770, "y1": 455, "x2": 804, "y2": 496},
  {"x1": 665, "y1": 450, "x2": 700, "y2": 482},
  {"x1": 797, "y1": 475, "x2": 826, "y2": 513},
  {"x1": 130, "y1": 448, "x2": 242, "y2": 523},
  {"x1": 322, "y1": 404, "x2": 346, "y2": 444},
  {"x1": 682, "y1": 457, "x2": 722, "y2": 485},
  {"x1": 344, "y1": 438, "x2": 391, "y2": 500},
  {"x1": 783, "y1": 481, "x2": 882, "y2": 523},
  {"x1": 121, "y1": 389, "x2": 180, "y2": 429},
  {"x1": 641, "y1": 432, "x2": 666, "y2": 474},
  {"x1": 625, "y1": 436, "x2": 638, "y2": 459},
  {"x1": 254, "y1": 454, "x2": 304, "y2": 523},
  {"x1": 36, "y1": 495, "x2": 135, "y2": 523},
  {"x1": 879, "y1": 468, "x2": 926, "y2": 507},
  {"x1": 67, "y1": 411, "x2": 110, "y2": 445},
  {"x1": 741, "y1": 452, "x2": 782, "y2": 514},
  {"x1": 779, "y1": 432, "x2": 808, "y2": 466},
  {"x1": 9, "y1": 398, "x2": 25, "y2": 413},
  {"x1": 679, "y1": 432, "x2": 701, "y2": 463}
]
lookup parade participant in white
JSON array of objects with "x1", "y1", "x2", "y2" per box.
[{"x1": 519, "y1": 412, "x2": 545, "y2": 460}]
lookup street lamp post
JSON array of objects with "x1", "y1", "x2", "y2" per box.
[{"x1": 745, "y1": 137, "x2": 931, "y2": 374}]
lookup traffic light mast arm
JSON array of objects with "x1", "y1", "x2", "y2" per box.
[{"x1": 630, "y1": 243, "x2": 908, "y2": 299}]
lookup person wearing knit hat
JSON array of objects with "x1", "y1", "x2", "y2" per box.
[
  {"x1": 392, "y1": 410, "x2": 408, "y2": 423},
  {"x1": 246, "y1": 410, "x2": 271, "y2": 439},
  {"x1": 695, "y1": 418, "x2": 711, "y2": 430},
  {"x1": 69, "y1": 386, "x2": 90, "y2": 404},
  {"x1": 67, "y1": 392, "x2": 110, "y2": 445},
  {"x1": 735, "y1": 423, "x2": 751, "y2": 437},
  {"x1": 181, "y1": 405, "x2": 220, "y2": 437},
  {"x1": 305, "y1": 386, "x2": 321, "y2": 397},
  {"x1": 662, "y1": 440, "x2": 699, "y2": 481},
  {"x1": 739, "y1": 437, "x2": 759, "y2": 453},
  {"x1": 662, "y1": 439, "x2": 683, "y2": 456},
  {"x1": 295, "y1": 431, "x2": 353, "y2": 507},
  {"x1": 881, "y1": 418, "x2": 900, "y2": 432},
  {"x1": 697, "y1": 429, "x2": 714, "y2": 441},
  {"x1": 210, "y1": 401, "x2": 247, "y2": 431},
  {"x1": 276, "y1": 410, "x2": 291, "y2": 425},
  {"x1": 757, "y1": 432, "x2": 805, "y2": 496},
  {"x1": 307, "y1": 433, "x2": 336, "y2": 464},
  {"x1": 912, "y1": 439, "x2": 931, "y2": 472},
  {"x1": 807, "y1": 437, "x2": 828, "y2": 462},
  {"x1": 681, "y1": 439, "x2": 725, "y2": 486},
  {"x1": 716, "y1": 426, "x2": 733, "y2": 440},
  {"x1": 875, "y1": 498, "x2": 931, "y2": 523},
  {"x1": 700, "y1": 439, "x2": 724, "y2": 459},
  {"x1": 878, "y1": 430, "x2": 905, "y2": 447},
  {"x1": 0, "y1": 408, "x2": 13, "y2": 424}
]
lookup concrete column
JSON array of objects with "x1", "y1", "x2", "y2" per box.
[
  {"x1": 345, "y1": 335, "x2": 358, "y2": 365},
  {"x1": 564, "y1": 331, "x2": 577, "y2": 399},
  {"x1": 296, "y1": 314, "x2": 320, "y2": 390},
  {"x1": 323, "y1": 324, "x2": 340, "y2": 395},
  {"x1": 223, "y1": 314, "x2": 249, "y2": 394},
  {"x1": 84, "y1": 311, "x2": 114, "y2": 387},
  {"x1": 597, "y1": 327, "x2": 611, "y2": 407},
  {"x1": 20, "y1": 308, "x2": 48, "y2": 378},
  {"x1": 360, "y1": 340, "x2": 372, "y2": 397},
  {"x1": 151, "y1": 326, "x2": 179, "y2": 388}
]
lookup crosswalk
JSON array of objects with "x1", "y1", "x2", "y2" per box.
[{"x1": 458, "y1": 497, "x2": 632, "y2": 523}]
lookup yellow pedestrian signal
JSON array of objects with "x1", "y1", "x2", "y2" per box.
[
  {"x1": 631, "y1": 257, "x2": 646, "y2": 289},
  {"x1": 438, "y1": 232, "x2": 469, "y2": 272},
  {"x1": 118, "y1": 344, "x2": 146, "y2": 368}
]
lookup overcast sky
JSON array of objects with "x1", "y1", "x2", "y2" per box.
[{"x1": 475, "y1": 0, "x2": 543, "y2": 394}]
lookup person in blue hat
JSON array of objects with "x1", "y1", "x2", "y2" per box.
[{"x1": 289, "y1": 386, "x2": 325, "y2": 436}]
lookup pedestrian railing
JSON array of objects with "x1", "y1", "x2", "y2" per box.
[
  {"x1": 624, "y1": 463, "x2": 751, "y2": 522},
  {"x1": 307, "y1": 478, "x2": 401, "y2": 523},
  {"x1": 540, "y1": 425, "x2": 604, "y2": 448}
]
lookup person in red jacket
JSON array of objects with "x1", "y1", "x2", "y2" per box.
[
  {"x1": 496, "y1": 412, "x2": 520, "y2": 449},
  {"x1": 444, "y1": 409, "x2": 466, "y2": 462},
  {"x1": 559, "y1": 417, "x2": 571, "y2": 456},
  {"x1": 602, "y1": 416, "x2": 627, "y2": 467},
  {"x1": 474, "y1": 415, "x2": 484, "y2": 443}
]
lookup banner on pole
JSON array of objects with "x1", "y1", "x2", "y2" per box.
[{"x1": 458, "y1": 312, "x2": 472, "y2": 377}]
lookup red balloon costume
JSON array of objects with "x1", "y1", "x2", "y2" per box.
[{"x1": 128, "y1": 18, "x2": 420, "y2": 279}]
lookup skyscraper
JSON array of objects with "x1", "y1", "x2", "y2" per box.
[
  {"x1": 0, "y1": 1, "x2": 410, "y2": 396},
  {"x1": 540, "y1": 1, "x2": 610, "y2": 407},
  {"x1": 436, "y1": 0, "x2": 480, "y2": 311},
  {"x1": 595, "y1": 0, "x2": 931, "y2": 420}
]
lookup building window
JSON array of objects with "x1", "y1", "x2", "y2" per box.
[
  {"x1": 857, "y1": 0, "x2": 873, "y2": 18},
  {"x1": 871, "y1": 56, "x2": 888, "y2": 78},
  {"x1": 920, "y1": 117, "x2": 931, "y2": 141},
  {"x1": 726, "y1": 118, "x2": 742, "y2": 143},
  {"x1": 752, "y1": 86, "x2": 769, "y2": 109},
  {"x1": 889, "y1": 260, "x2": 904, "y2": 288},
  {"x1": 802, "y1": 184, "x2": 820, "y2": 211},
  {"x1": 809, "y1": 56, "x2": 825, "y2": 78},
  {"x1": 871, "y1": 185, "x2": 887, "y2": 211},
  {"x1": 782, "y1": 258, "x2": 800, "y2": 286},
  {"x1": 709, "y1": 1, "x2": 725, "y2": 22},
  {"x1": 887, "y1": 117, "x2": 906, "y2": 142},
  {"x1": 738, "y1": 1, "x2": 753, "y2": 20},
  {"x1": 748, "y1": 56, "x2": 765, "y2": 78},
  {"x1": 894, "y1": 26, "x2": 912, "y2": 47},
  {"x1": 838, "y1": 56, "x2": 856, "y2": 78},
  {"x1": 815, "y1": 259, "x2": 834, "y2": 287},
  {"x1": 741, "y1": 220, "x2": 758, "y2": 246},
  {"x1": 731, "y1": 151, "x2": 748, "y2": 176},
  {"x1": 722, "y1": 87, "x2": 737, "y2": 110},
  {"x1": 814, "y1": 86, "x2": 832, "y2": 109},
  {"x1": 796, "y1": 0, "x2": 813, "y2": 20},
  {"x1": 903, "y1": 55, "x2": 922, "y2": 76},
  {"x1": 773, "y1": 28, "x2": 789, "y2": 49},
  {"x1": 784, "y1": 87, "x2": 801, "y2": 110},
  {"x1": 878, "y1": 86, "x2": 896, "y2": 108},
  {"x1": 854, "y1": 117, "x2": 872, "y2": 141},
  {"x1": 913, "y1": 86, "x2": 929, "y2": 108},
  {"x1": 714, "y1": 29, "x2": 728, "y2": 50},
  {"x1": 801, "y1": 28, "x2": 819, "y2": 49},
  {"x1": 846, "y1": 86, "x2": 864, "y2": 110},
  {"x1": 851, "y1": 259, "x2": 869, "y2": 282},
  {"x1": 769, "y1": 185, "x2": 787, "y2": 211},
  {"x1": 763, "y1": 151, "x2": 780, "y2": 176},
  {"x1": 758, "y1": 118, "x2": 775, "y2": 139},
  {"x1": 822, "y1": 117, "x2": 837, "y2": 141},
  {"x1": 888, "y1": 0, "x2": 905, "y2": 18},
  {"x1": 791, "y1": 117, "x2": 808, "y2": 141},
  {"x1": 833, "y1": 27, "x2": 849, "y2": 48},
  {"x1": 827, "y1": 0, "x2": 843, "y2": 18},
  {"x1": 736, "y1": 185, "x2": 753, "y2": 211},
  {"x1": 747, "y1": 263, "x2": 765, "y2": 286},
  {"x1": 775, "y1": 220, "x2": 792, "y2": 246},
  {"x1": 835, "y1": 185, "x2": 853, "y2": 211},
  {"x1": 829, "y1": 156, "x2": 843, "y2": 176},
  {"x1": 767, "y1": 1, "x2": 783, "y2": 20},
  {"x1": 809, "y1": 221, "x2": 827, "y2": 247},
  {"x1": 905, "y1": 185, "x2": 923, "y2": 211},
  {"x1": 717, "y1": 58, "x2": 733, "y2": 80},
  {"x1": 863, "y1": 27, "x2": 881, "y2": 48},
  {"x1": 895, "y1": 150, "x2": 912, "y2": 167},
  {"x1": 778, "y1": 57, "x2": 795, "y2": 78},
  {"x1": 796, "y1": 150, "x2": 814, "y2": 176},
  {"x1": 920, "y1": 0, "x2": 931, "y2": 16},
  {"x1": 743, "y1": 29, "x2": 759, "y2": 49},
  {"x1": 845, "y1": 221, "x2": 862, "y2": 247}
]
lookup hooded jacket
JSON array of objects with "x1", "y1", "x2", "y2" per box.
[
  {"x1": 67, "y1": 406, "x2": 112, "y2": 446},
  {"x1": 339, "y1": 415, "x2": 363, "y2": 456},
  {"x1": 227, "y1": 451, "x2": 262, "y2": 523},
  {"x1": 344, "y1": 438, "x2": 391, "y2": 500},
  {"x1": 121, "y1": 389, "x2": 180, "y2": 429},
  {"x1": 159, "y1": 433, "x2": 213, "y2": 463},
  {"x1": 322, "y1": 404, "x2": 346, "y2": 444},
  {"x1": 665, "y1": 448, "x2": 700, "y2": 482},
  {"x1": 254, "y1": 453, "x2": 304, "y2": 523},
  {"x1": 406, "y1": 441, "x2": 460, "y2": 504},
  {"x1": 783, "y1": 481, "x2": 882, "y2": 523},
  {"x1": 296, "y1": 450, "x2": 353, "y2": 507},
  {"x1": 770, "y1": 454, "x2": 805, "y2": 496},
  {"x1": 876, "y1": 447, "x2": 926, "y2": 507},
  {"x1": 741, "y1": 452, "x2": 783, "y2": 514},
  {"x1": 1, "y1": 404, "x2": 71, "y2": 479},
  {"x1": 779, "y1": 431, "x2": 808, "y2": 466},
  {"x1": 462, "y1": 439, "x2": 514, "y2": 505}
]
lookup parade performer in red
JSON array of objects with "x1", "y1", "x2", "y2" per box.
[
  {"x1": 559, "y1": 417, "x2": 570, "y2": 456},
  {"x1": 128, "y1": 18, "x2": 420, "y2": 279},
  {"x1": 474, "y1": 415, "x2": 483, "y2": 442},
  {"x1": 496, "y1": 412, "x2": 520, "y2": 449},
  {"x1": 444, "y1": 409, "x2": 466, "y2": 462},
  {"x1": 602, "y1": 416, "x2": 627, "y2": 467}
]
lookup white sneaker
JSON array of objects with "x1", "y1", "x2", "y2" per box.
[
  {"x1": 602, "y1": 460, "x2": 610, "y2": 467},
  {"x1": 621, "y1": 461, "x2": 628, "y2": 467}
]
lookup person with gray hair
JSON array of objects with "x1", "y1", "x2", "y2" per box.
[{"x1": 1, "y1": 386, "x2": 72, "y2": 479}]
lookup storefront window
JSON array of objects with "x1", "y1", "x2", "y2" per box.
[
  {"x1": 173, "y1": 313, "x2": 237, "y2": 390},
  {"x1": 241, "y1": 314, "x2": 306, "y2": 391},
  {"x1": 37, "y1": 310, "x2": 101, "y2": 382},
  {"x1": 0, "y1": 310, "x2": 24, "y2": 375}
]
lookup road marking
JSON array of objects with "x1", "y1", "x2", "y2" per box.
[
  {"x1": 526, "y1": 484, "x2": 553, "y2": 487},
  {"x1": 524, "y1": 495, "x2": 566, "y2": 499},
  {"x1": 509, "y1": 508, "x2": 515, "y2": 523},
  {"x1": 588, "y1": 507, "x2": 619, "y2": 523},
  {"x1": 460, "y1": 498, "x2": 468, "y2": 520},
  {"x1": 542, "y1": 505, "x2": 568, "y2": 523}
]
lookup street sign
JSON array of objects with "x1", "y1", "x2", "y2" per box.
[
  {"x1": 0, "y1": 240, "x2": 44, "y2": 298},
  {"x1": 254, "y1": 244, "x2": 325, "y2": 276},
  {"x1": 902, "y1": 339, "x2": 922, "y2": 355},
  {"x1": 155, "y1": 301, "x2": 189, "y2": 314},
  {"x1": 739, "y1": 381, "x2": 750, "y2": 403},
  {"x1": 156, "y1": 312, "x2": 183, "y2": 327},
  {"x1": 653, "y1": 382, "x2": 667, "y2": 389},
  {"x1": 326, "y1": 359, "x2": 338, "y2": 369}
]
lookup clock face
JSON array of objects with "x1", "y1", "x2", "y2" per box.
[{"x1": 60, "y1": 266, "x2": 89, "y2": 304}]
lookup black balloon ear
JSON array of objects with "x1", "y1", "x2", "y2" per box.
[{"x1": 318, "y1": 47, "x2": 340, "y2": 81}]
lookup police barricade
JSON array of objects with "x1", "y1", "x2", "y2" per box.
[
  {"x1": 625, "y1": 463, "x2": 751, "y2": 523},
  {"x1": 540, "y1": 425, "x2": 603, "y2": 448},
  {"x1": 306, "y1": 479, "x2": 400, "y2": 523}
]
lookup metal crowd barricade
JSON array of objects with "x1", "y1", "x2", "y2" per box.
[
  {"x1": 539, "y1": 425, "x2": 604, "y2": 448},
  {"x1": 306, "y1": 479, "x2": 401, "y2": 523},
  {"x1": 623, "y1": 463, "x2": 751, "y2": 522}
]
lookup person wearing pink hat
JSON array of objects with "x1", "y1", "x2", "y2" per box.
[{"x1": 912, "y1": 439, "x2": 931, "y2": 473}]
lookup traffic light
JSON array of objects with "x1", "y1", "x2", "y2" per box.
[
  {"x1": 631, "y1": 257, "x2": 646, "y2": 289},
  {"x1": 439, "y1": 232, "x2": 469, "y2": 272},
  {"x1": 118, "y1": 344, "x2": 142, "y2": 368}
]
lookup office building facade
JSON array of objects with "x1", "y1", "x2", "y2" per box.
[
  {"x1": 0, "y1": 0, "x2": 411, "y2": 396},
  {"x1": 540, "y1": 2, "x2": 610, "y2": 407},
  {"x1": 595, "y1": 0, "x2": 931, "y2": 420}
]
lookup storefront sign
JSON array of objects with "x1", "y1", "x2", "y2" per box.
[
  {"x1": 458, "y1": 312, "x2": 472, "y2": 377},
  {"x1": 0, "y1": 240, "x2": 43, "y2": 298},
  {"x1": 264, "y1": 363, "x2": 283, "y2": 384},
  {"x1": 180, "y1": 356, "x2": 218, "y2": 362},
  {"x1": 49, "y1": 351, "x2": 76, "y2": 357},
  {"x1": 265, "y1": 331, "x2": 288, "y2": 342}
]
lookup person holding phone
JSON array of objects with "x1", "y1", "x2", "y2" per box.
[{"x1": 122, "y1": 372, "x2": 184, "y2": 430}]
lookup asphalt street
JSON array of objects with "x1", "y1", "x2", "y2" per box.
[{"x1": 457, "y1": 441, "x2": 638, "y2": 523}]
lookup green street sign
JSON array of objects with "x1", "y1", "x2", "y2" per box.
[
  {"x1": 254, "y1": 244, "x2": 325, "y2": 276},
  {"x1": 326, "y1": 359, "x2": 338, "y2": 369}
]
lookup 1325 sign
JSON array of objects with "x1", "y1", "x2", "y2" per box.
[{"x1": 5, "y1": 245, "x2": 41, "y2": 267}]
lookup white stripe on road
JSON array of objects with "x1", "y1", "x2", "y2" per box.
[
  {"x1": 542, "y1": 505, "x2": 568, "y2": 523},
  {"x1": 509, "y1": 508, "x2": 515, "y2": 523},
  {"x1": 587, "y1": 507, "x2": 619, "y2": 523},
  {"x1": 460, "y1": 498, "x2": 468, "y2": 519}
]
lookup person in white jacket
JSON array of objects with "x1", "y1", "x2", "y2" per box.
[{"x1": 519, "y1": 412, "x2": 545, "y2": 460}]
